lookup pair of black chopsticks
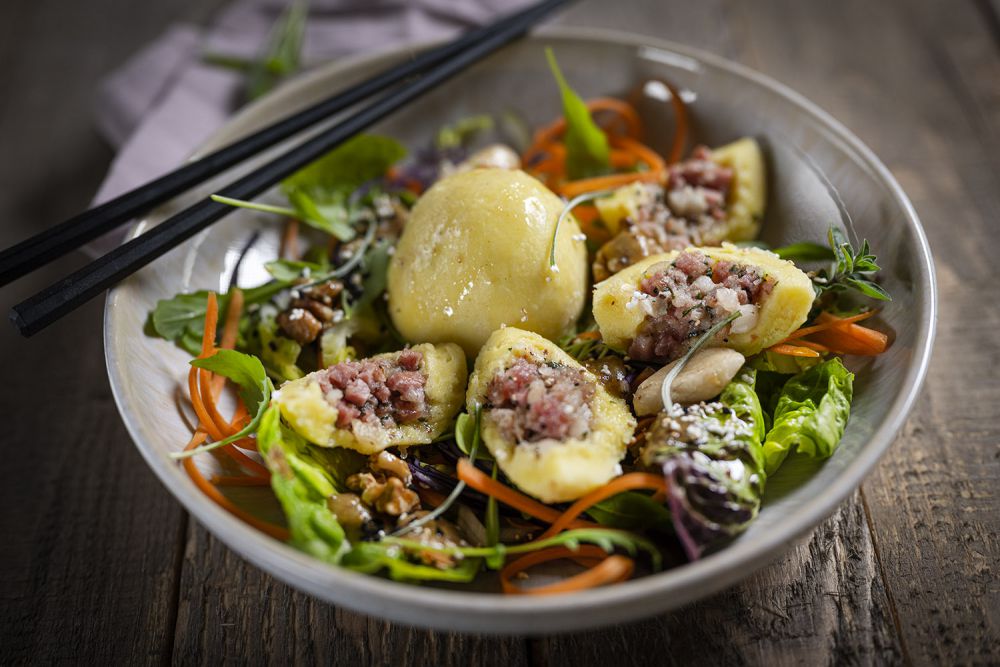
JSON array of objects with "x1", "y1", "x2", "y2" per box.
[{"x1": 3, "y1": 0, "x2": 572, "y2": 337}]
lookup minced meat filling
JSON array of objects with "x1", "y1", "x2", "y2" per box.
[
  {"x1": 593, "y1": 147, "x2": 735, "y2": 281},
  {"x1": 666, "y1": 145, "x2": 733, "y2": 226},
  {"x1": 317, "y1": 349, "x2": 427, "y2": 429},
  {"x1": 627, "y1": 251, "x2": 774, "y2": 363},
  {"x1": 485, "y1": 359, "x2": 596, "y2": 443}
]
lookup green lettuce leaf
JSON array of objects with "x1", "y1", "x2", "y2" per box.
[
  {"x1": 545, "y1": 47, "x2": 610, "y2": 180},
  {"x1": 257, "y1": 406, "x2": 352, "y2": 563},
  {"x1": 256, "y1": 312, "x2": 304, "y2": 382},
  {"x1": 150, "y1": 281, "x2": 289, "y2": 354},
  {"x1": 762, "y1": 358, "x2": 854, "y2": 475},
  {"x1": 264, "y1": 258, "x2": 329, "y2": 282},
  {"x1": 586, "y1": 492, "x2": 673, "y2": 533},
  {"x1": 182, "y1": 349, "x2": 274, "y2": 452},
  {"x1": 283, "y1": 134, "x2": 406, "y2": 195},
  {"x1": 281, "y1": 134, "x2": 406, "y2": 240}
]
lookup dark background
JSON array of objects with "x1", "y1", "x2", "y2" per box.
[{"x1": 1, "y1": 0, "x2": 998, "y2": 664}]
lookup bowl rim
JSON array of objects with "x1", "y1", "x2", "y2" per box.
[{"x1": 104, "y1": 25, "x2": 937, "y2": 633}]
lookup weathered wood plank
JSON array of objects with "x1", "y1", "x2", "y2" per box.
[
  {"x1": 735, "y1": 0, "x2": 1000, "y2": 663},
  {"x1": 170, "y1": 523, "x2": 530, "y2": 666},
  {"x1": 0, "y1": 0, "x2": 224, "y2": 664}
]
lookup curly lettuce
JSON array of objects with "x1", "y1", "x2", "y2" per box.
[{"x1": 761, "y1": 358, "x2": 854, "y2": 474}]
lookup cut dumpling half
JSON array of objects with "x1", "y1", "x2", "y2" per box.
[
  {"x1": 467, "y1": 327, "x2": 636, "y2": 503},
  {"x1": 594, "y1": 245, "x2": 813, "y2": 363},
  {"x1": 274, "y1": 343, "x2": 466, "y2": 454}
]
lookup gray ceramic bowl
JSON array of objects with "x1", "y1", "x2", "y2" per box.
[{"x1": 104, "y1": 27, "x2": 935, "y2": 633}]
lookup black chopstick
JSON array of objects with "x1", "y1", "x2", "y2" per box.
[
  {"x1": 0, "y1": 0, "x2": 563, "y2": 289},
  {"x1": 10, "y1": 0, "x2": 571, "y2": 337}
]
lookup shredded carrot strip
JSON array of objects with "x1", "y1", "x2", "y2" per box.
[
  {"x1": 814, "y1": 312, "x2": 889, "y2": 354},
  {"x1": 537, "y1": 473, "x2": 669, "y2": 541},
  {"x1": 790, "y1": 339, "x2": 831, "y2": 353},
  {"x1": 573, "y1": 331, "x2": 602, "y2": 341},
  {"x1": 201, "y1": 367, "x2": 236, "y2": 437},
  {"x1": 781, "y1": 310, "x2": 876, "y2": 342},
  {"x1": 182, "y1": 432, "x2": 289, "y2": 540},
  {"x1": 610, "y1": 135, "x2": 667, "y2": 173},
  {"x1": 456, "y1": 459, "x2": 596, "y2": 529},
  {"x1": 501, "y1": 546, "x2": 634, "y2": 595},
  {"x1": 768, "y1": 343, "x2": 821, "y2": 358},
  {"x1": 219, "y1": 288, "x2": 244, "y2": 350},
  {"x1": 559, "y1": 170, "x2": 664, "y2": 198},
  {"x1": 526, "y1": 98, "x2": 644, "y2": 161},
  {"x1": 188, "y1": 366, "x2": 225, "y2": 442},
  {"x1": 210, "y1": 475, "x2": 271, "y2": 487},
  {"x1": 280, "y1": 219, "x2": 300, "y2": 261}
]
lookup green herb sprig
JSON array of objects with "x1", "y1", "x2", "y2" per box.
[{"x1": 811, "y1": 227, "x2": 891, "y2": 302}]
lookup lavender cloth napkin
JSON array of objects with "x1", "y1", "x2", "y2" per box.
[{"x1": 89, "y1": 0, "x2": 529, "y2": 255}]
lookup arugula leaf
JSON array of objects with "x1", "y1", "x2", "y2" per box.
[
  {"x1": 172, "y1": 349, "x2": 275, "y2": 458},
  {"x1": 151, "y1": 282, "x2": 289, "y2": 354},
  {"x1": 264, "y1": 258, "x2": 329, "y2": 282},
  {"x1": 257, "y1": 406, "x2": 352, "y2": 562},
  {"x1": 246, "y1": 0, "x2": 309, "y2": 101},
  {"x1": 545, "y1": 47, "x2": 610, "y2": 180},
  {"x1": 285, "y1": 189, "x2": 356, "y2": 240},
  {"x1": 587, "y1": 492, "x2": 673, "y2": 533},
  {"x1": 762, "y1": 357, "x2": 854, "y2": 474},
  {"x1": 282, "y1": 134, "x2": 407, "y2": 195},
  {"x1": 201, "y1": 0, "x2": 307, "y2": 102}
]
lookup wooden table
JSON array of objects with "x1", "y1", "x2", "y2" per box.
[{"x1": 1, "y1": 0, "x2": 997, "y2": 663}]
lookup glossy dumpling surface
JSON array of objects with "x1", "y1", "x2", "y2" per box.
[{"x1": 387, "y1": 169, "x2": 588, "y2": 358}]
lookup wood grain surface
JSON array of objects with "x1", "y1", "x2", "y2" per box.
[{"x1": 1, "y1": 0, "x2": 997, "y2": 664}]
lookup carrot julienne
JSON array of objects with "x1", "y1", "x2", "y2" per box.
[
  {"x1": 537, "y1": 473, "x2": 669, "y2": 541},
  {"x1": 456, "y1": 459, "x2": 596, "y2": 530},
  {"x1": 180, "y1": 291, "x2": 278, "y2": 532},
  {"x1": 500, "y1": 546, "x2": 634, "y2": 595},
  {"x1": 768, "y1": 343, "x2": 821, "y2": 358},
  {"x1": 780, "y1": 310, "x2": 875, "y2": 342},
  {"x1": 183, "y1": 431, "x2": 289, "y2": 540},
  {"x1": 559, "y1": 170, "x2": 663, "y2": 198}
]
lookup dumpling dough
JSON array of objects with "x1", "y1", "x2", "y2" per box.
[
  {"x1": 594, "y1": 245, "x2": 814, "y2": 357},
  {"x1": 467, "y1": 327, "x2": 636, "y2": 503},
  {"x1": 703, "y1": 137, "x2": 766, "y2": 244},
  {"x1": 274, "y1": 343, "x2": 466, "y2": 454},
  {"x1": 387, "y1": 169, "x2": 588, "y2": 358}
]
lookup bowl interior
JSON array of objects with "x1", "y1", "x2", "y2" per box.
[{"x1": 104, "y1": 29, "x2": 934, "y2": 633}]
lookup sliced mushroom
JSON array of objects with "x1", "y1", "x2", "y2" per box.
[{"x1": 633, "y1": 347, "x2": 746, "y2": 416}]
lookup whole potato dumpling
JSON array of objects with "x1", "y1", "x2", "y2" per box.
[{"x1": 387, "y1": 169, "x2": 588, "y2": 357}]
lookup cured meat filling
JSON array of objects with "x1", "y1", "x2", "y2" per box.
[
  {"x1": 317, "y1": 349, "x2": 427, "y2": 429},
  {"x1": 628, "y1": 251, "x2": 774, "y2": 363},
  {"x1": 593, "y1": 147, "x2": 735, "y2": 281},
  {"x1": 486, "y1": 359, "x2": 595, "y2": 443}
]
